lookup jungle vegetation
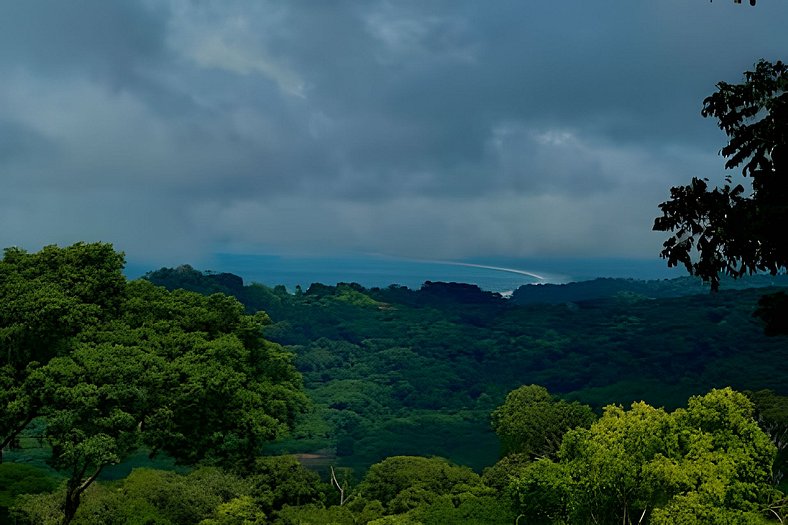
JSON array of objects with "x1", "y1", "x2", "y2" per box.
[
  {"x1": 3, "y1": 60, "x2": 788, "y2": 523},
  {"x1": 3, "y1": 244, "x2": 787, "y2": 524},
  {"x1": 144, "y1": 264, "x2": 788, "y2": 472}
]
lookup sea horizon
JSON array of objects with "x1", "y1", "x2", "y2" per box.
[{"x1": 126, "y1": 253, "x2": 685, "y2": 295}]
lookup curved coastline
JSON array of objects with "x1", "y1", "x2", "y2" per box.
[{"x1": 436, "y1": 261, "x2": 547, "y2": 281}]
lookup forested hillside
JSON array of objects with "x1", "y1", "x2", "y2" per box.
[
  {"x1": 3, "y1": 247, "x2": 788, "y2": 523},
  {"x1": 145, "y1": 265, "x2": 788, "y2": 472},
  {"x1": 510, "y1": 274, "x2": 788, "y2": 305}
]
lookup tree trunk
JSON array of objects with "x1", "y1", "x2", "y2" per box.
[
  {"x1": 61, "y1": 466, "x2": 103, "y2": 525},
  {"x1": 62, "y1": 481, "x2": 81, "y2": 525}
]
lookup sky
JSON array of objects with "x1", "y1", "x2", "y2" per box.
[{"x1": 1, "y1": 0, "x2": 787, "y2": 270}]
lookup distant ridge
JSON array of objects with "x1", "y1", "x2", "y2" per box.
[{"x1": 510, "y1": 274, "x2": 788, "y2": 305}]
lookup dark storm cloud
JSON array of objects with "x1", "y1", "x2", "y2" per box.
[
  {"x1": 223, "y1": 1, "x2": 783, "y2": 198},
  {"x1": 1, "y1": 0, "x2": 787, "y2": 262},
  {"x1": 0, "y1": 0, "x2": 166, "y2": 82},
  {"x1": 0, "y1": 118, "x2": 55, "y2": 163}
]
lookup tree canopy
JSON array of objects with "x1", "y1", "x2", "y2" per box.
[
  {"x1": 509, "y1": 388, "x2": 779, "y2": 524},
  {"x1": 0, "y1": 243, "x2": 126, "y2": 464},
  {"x1": 0, "y1": 243, "x2": 307, "y2": 524},
  {"x1": 490, "y1": 384, "x2": 595, "y2": 460}
]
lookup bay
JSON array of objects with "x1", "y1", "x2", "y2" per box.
[{"x1": 197, "y1": 253, "x2": 682, "y2": 295}]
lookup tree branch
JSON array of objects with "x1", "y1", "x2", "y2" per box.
[
  {"x1": 0, "y1": 412, "x2": 35, "y2": 452},
  {"x1": 77, "y1": 465, "x2": 104, "y2": 497},
  {"x1": 330, "y1": 466, "x2": 346, "y2": 506}
]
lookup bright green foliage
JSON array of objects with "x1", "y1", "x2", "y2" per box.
[
  {"x1": 1, "y1": 243, "x2": 307, "y2": 524},
  {"x1": 558, "y1": 401, "x2": 681, "y2": 524},
  {"x1": 200, "y1": 496, "x2": 267, "y2": 525},
  {"x1": 35, "y1": 278, "x2": 307, "y2": 523},
  {"x1": 651, "y1": 492, "x2": 772, "y2": 524},
  {"x1": 672, "y1": 389, "x2": 776, "y2": 513},
  {"x1": 509, "y1": 388, "x2": 778, "y2": 524},
  {"x1": 358, "y1": 456, "x2": 480, "y2": 511},
  {"x1": 0, "y1": 243, "x2": 125, "y2": 463},
  {"x1": 491, "y1": 384, "x2": 596, "y2": 459},
  {"x1": 747, "y1": 389, "x2": 788, "y2": 485}
]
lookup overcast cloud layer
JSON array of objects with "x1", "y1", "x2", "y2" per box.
[{"x1": 2, "y1": 1, "x2": 787, "y2": 267}]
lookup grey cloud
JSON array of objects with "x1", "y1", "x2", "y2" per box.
[
  {"x1": 223, "y1": 2, "x2": 744, "y2": 197},
  {"x1": 0, "y1": 118, "x2": 56, "y2": 163},
  {"x1": 0, "y1": 1, "x2": 166, "y2": 82},
  {"x1": 2, "y1": 1, "x2": 787, "y2": 264}
]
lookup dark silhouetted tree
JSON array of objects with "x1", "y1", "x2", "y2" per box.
[{"x1": 654, "y1": 59, "x2": 787, "y2": 333}]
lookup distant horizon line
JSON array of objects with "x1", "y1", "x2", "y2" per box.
[{"x1": 125, "y1": 251, "x2": 680, "y2": 287}]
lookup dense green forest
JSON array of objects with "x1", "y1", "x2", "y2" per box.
[
  {"x1": 3, "y1": 245, "x2": 788, "y2": 523},
  {"x1": 145, "y1": 265, "x2": 788, "y2": 471}
]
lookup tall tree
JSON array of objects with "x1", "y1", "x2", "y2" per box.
[
  {"x1": 654, "y1": 60, "x2": 788, "y2": 333},
  {"x1": 0, "y1": 243, "x2": 125, "y2": 463},
  {"x1": 0, "y1": 243, "x2": 308, "y2": 524},
  {"x1": 40, "y1": 279, "x2": 308, "y2": 524},
  {"x1": 40, "y1": 342, "x2": 159, "y2": 523}
]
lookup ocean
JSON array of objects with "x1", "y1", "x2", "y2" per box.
[{"x1": 148, "y1": 253, "x2": 683, "y2": 295}]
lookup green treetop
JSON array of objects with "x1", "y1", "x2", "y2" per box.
[
  {"x1": 491, "y1": 384, "x2": 596, "y2": 460},
  {"x1": 0, "y1": 243, "x2": 308, "y2": 525},
  {"x1": 0, "y1": 243, "x2": 125, "y2": 464},
  {"x1": 509, "y1": 388, "x2": 779, "y2": 524}
]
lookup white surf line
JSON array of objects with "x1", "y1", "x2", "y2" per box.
[
  {"x1": 434, "y1": 261, "x2": 548, "y2": 282},
  {"x1": 367, "y1": 253, "x2": 554, "y2": 283}
]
